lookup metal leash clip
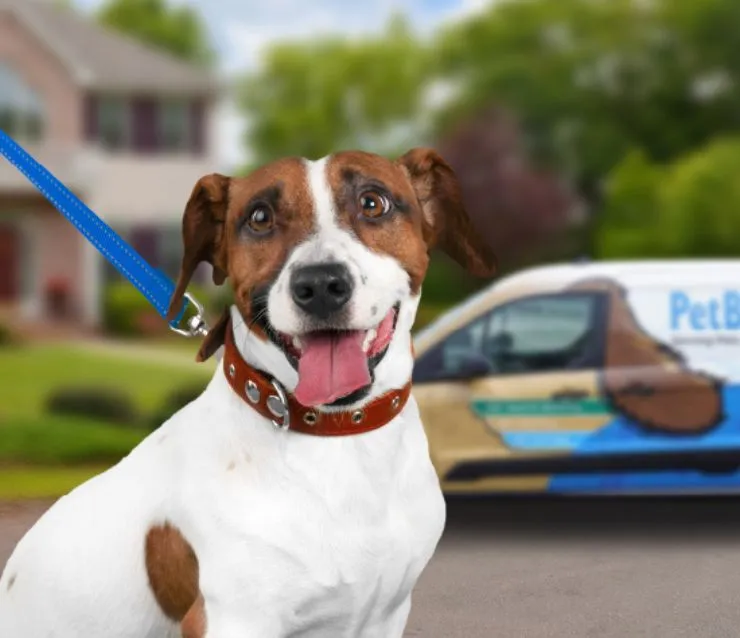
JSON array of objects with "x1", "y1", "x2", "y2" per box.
[{"x1": 169, "y1": 292, "x2": 209, "y2": 338}]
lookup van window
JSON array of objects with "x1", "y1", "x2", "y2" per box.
[
  {"x1": 483, "y1": 294, "x2": 600, "y2": 375},
  {"x1": 413, "y1": 293, "x2": 604, "y2": 382}
]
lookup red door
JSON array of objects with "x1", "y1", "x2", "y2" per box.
[{"x1": 0, "y1": 226, "x2": 18, "y2": 301}]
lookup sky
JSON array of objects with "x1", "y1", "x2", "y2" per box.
[{"x1": 70, "y1": 0, "x2": 488, "y2": 169}]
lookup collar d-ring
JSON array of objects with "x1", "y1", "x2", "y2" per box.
[{"x1": 266, "y1": 377, "x2": 290, "y2": 431}]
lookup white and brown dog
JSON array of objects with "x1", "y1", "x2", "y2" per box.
[{"x1": 0, "y1": 148, "x2": 495, "y2": 637}]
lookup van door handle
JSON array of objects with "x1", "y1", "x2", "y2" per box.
[{"x1": 551, "y1": 389, "x2": 589, "y2": 401}]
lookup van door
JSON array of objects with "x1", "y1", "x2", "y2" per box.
[
  {"x1": 413, "y1": 291, "x2": 610, "y2": 486},
  {"x1": 468, "y1": 292, "x2": 610, "y2": 454}
]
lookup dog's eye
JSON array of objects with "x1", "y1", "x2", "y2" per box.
[
  {"x1": 245, "y1": 206, "x2": 274, "y2": 235},
  {"x1": 358, "y1": 191, "x2": 391, "y2": 219}
]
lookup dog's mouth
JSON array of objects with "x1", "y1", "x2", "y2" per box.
[{"x1": 255, "y1": 301, "x2": 400, "y2": 408}]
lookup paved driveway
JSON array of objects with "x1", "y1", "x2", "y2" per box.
[{"x1": 3, "y1": 496, "x2": 740, "y2": 637}]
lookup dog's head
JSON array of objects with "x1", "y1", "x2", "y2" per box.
[{"x1": 168, "y1": 148, "x2": 496, "y2": 410}]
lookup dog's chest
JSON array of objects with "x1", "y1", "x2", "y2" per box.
[{"x1": 189, "y1": 414, "x2": 445, "y2": 633}]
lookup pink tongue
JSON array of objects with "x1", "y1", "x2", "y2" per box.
[{"x1": 294, "y1": 331, "x2": 371, "y2": 407}]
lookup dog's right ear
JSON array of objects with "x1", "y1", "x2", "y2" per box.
[
  {"x1": 196, "y1": 306, "x2": 231, "y2": 362},
  {"x1": 167, "y1": 174, "x2": 230, "y2": 321}
]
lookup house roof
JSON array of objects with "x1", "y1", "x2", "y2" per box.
[{"x1": 0, "y1": 0, "x2": 218, "y2": 95}]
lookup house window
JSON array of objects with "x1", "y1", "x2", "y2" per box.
[
  {"x1": 0, "y1": 64, "x2": 44, "y2": 142},
  {"x1": 413, "y1": 293, "x2": 604, "y2": 383},
  {"x1": 98, "y1": 97, "x2": 130, "y2": 151},
  {"x1": 160, "y1": 100, "x2": 191, "y2": 152}
]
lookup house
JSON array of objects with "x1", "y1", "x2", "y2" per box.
[{"x1": 0, "y1": 0, "x2": 220, "y2": 332}]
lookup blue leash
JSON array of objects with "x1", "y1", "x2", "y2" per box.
[{"x1": 0, "y1": 130, "x2": 207, "y2": 337}]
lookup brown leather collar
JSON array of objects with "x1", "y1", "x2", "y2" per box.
[{"x1": 222, "y1": 321, "x2": 412, "y2": 436}]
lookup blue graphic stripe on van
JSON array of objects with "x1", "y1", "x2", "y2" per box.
[
  {"x1": 569, "y1": 384, "x2": 740, "y2": 455},
  {"x1": 471, "y1": 398, "x2": 613, "y2": 418},
  {"x1": 547, "y1": 467, "x2": 740, "y2": 494},
  {"x1": 500, "y1": 431, "x2": 592, "y2": 450}
]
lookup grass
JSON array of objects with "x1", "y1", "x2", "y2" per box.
[
  {"x1": 0, "y1": 465, "x2": 109, "y2": 500},
  {"x1": 0, "y1": 343, "x2": 210, "y2": 420},
  {"x1": 0, "y1": 341, "x2": 208, "y2": 499}
]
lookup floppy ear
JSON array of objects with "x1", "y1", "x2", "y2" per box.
[
  {"x1": 195, "y1": 306, "x2": 231, "y2": 362},
  {"x1": 167, "y1": 174, "x2": 230, "y2": 321},
  {"x1": 397, "y1": 147, "x2": 497, "y2": 278}
]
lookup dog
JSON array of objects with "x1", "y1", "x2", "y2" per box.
[{"x1": 0, "y1": 147, "x2": 495, "y2": 637}]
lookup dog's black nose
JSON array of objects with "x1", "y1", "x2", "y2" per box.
[{"x1": 290, "y1": 263, "x2": 353, "y2": 319}]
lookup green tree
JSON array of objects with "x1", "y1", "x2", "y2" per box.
[
  {"x1": 595, "y1": 149, "x2": 664, "y2": 258},
  {"x1": 238, "y1": 15, "x2": 432, "y2": 166},
  {"x1": 435, "y1": 0, "x2": 740, "y2": 202},
  {"x1": 597, "y1": 137, "x2": 740, "y2": 259},
  {"x1": 96, "y1": 0, "x2": 214, "y2": 66}
]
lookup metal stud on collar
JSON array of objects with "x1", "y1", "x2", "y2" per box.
[
  {"x1": 228, "y1": 363, "x2": 236, "y2": 378},
  {"x1": 303, "y1": 411, "x2": 318, "y2": 426},
  {"x1": 245, "y1": 380, "x2": 260, "y2": 404},
  {"x1": 267, "y1": 378, "x2": 290, "y2": 431},
  {"x1": 391, "y1": 396, "x2": 401, "y2": 410},
  {"x1": 351, "y1": 410, "x2": 364, "y2": 424}
]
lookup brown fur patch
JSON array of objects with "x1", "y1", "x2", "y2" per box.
[
  {"x1": 569, "y1": 278, "x2": 724, "y2": 434},
  {"x1": 181, "y1": 594, "x2": 207, "y2": 638},
  {"x1": 327, "y1": 151, "x2": 431, "y2": 294},
  {"x1": 225, "y1": 158, "x2": 315, "y2": 339},
  {"x1": 145, "y1": 523, "x2": 200, "y2": 622},
  {"x1": 172, "y1": 158, "x2": 317, "y2": 357}
]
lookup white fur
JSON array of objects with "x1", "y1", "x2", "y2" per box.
[
  {"x1": 0, "y1": 155, "x2": 445, "y2": 637},
  {"x1": 268, "y1": 157, "x2": 413, "y2": 393}
]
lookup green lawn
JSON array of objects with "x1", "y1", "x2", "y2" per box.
[
  {"x1": 0, "y1": 343, "x2": 210, "y2": 420},
  {"x1": 0, "y1": 465, "x2": 110, "y2": 500},
  {"x1": 0, "y1": 303, "x2": 450, "y2": 501},
  {"x1": 0, "y1": 342, "x2": 211, "y2": 499}
]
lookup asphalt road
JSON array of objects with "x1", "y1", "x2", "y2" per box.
[{"x1": 3, "y1": 496, "x2": 740, "y2": 637}]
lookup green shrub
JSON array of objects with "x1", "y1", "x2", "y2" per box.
[
  {"x1": 103, "y1": 282, "x2": 156, "y2": 337},
  {"x1": 0, "y1": 321, "x2": 19, "y2": 347},
  {"x1": 206, "y1": 284, "x2": 234, "y2": 311},
  {"x1": 45, "y1": 386, "x2": 139, "y2": 426},
  {"x1": 0, "y1": 415, "x2": 147, "y2": 465},
  {"x1": 597, "y1": 137, "x2": 740, "y2": 260},
  {"x1": 149, "y1": 382, "x2": 207, "y2": 429},
  {"x1": 103, "y1": 281, "x2": 217, "y2": 337}
]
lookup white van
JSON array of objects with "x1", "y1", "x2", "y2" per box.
[{"x1": 412, "y1": 260, "x2": 740, "y2": 495}]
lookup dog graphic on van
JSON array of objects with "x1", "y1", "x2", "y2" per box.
[{"x1": 569, "y1": 277, "x2": 724, "y2": 435}]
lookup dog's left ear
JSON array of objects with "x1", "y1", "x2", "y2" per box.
[
  {"x1": 397, "y1": 147, "x2": 497, "y2": 278},
  {"x1": 167, "y1": 174, "x2": 230, "y2": 321}
]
